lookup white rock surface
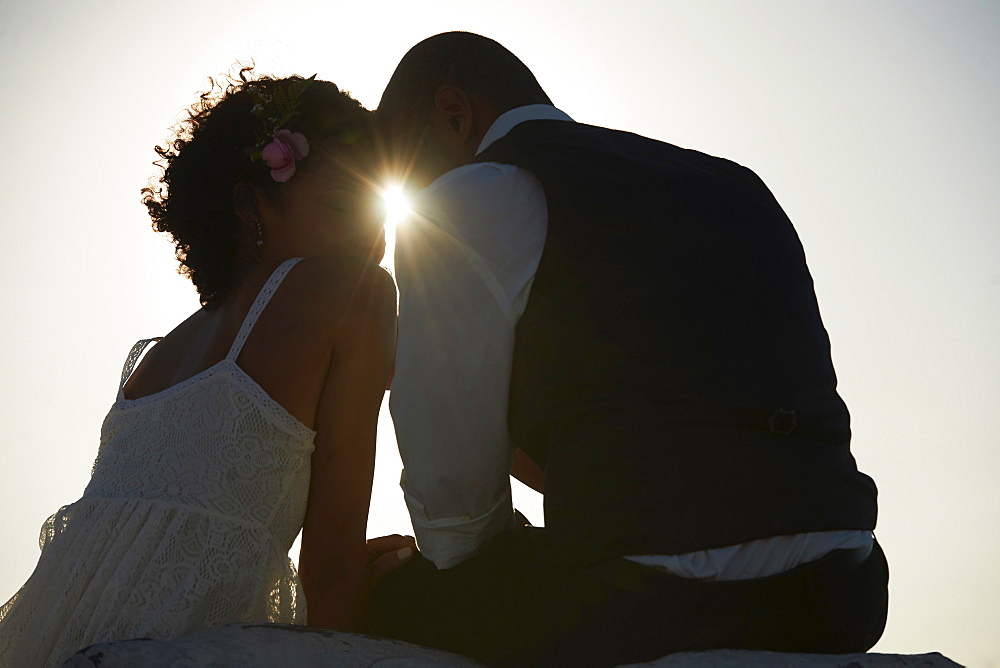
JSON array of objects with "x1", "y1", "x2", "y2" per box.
[
  {"x1": 62, "y1": 623, "x2": 961, "y2": 667},
  {"x1": 627, "y1": 649, "x2": 961, "y2": 667}
]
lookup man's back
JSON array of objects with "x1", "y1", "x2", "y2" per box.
[
  {"x1": 477, "y1": 119, "x2": 877, "y2": 560},
  {"x1": 374, "y1": 32, "x2": 886, "y2": 663}
]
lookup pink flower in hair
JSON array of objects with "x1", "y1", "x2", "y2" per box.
[{"x1": 261, "y1": 129, "x2": 309, "y2": 182}]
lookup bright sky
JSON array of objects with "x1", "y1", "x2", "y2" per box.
[{"x1": 1, "y1": 1, "x2": 996, "y2": 664}]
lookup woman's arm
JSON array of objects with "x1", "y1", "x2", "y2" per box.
[{"x1": 297, "y1": 266, "x2": 399, "y2": 631}]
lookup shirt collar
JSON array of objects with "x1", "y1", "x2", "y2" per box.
[{"x1": 475, "y1": 104, "x2": 575, "y2": 155}]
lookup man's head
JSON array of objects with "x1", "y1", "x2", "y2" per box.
[{"x1": 378, "y1": 32, "x2": 551, "y2": 190}]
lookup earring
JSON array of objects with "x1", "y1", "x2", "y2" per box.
[{"x1": 249, "y1": 214, "x2": 263, "y2": 248}]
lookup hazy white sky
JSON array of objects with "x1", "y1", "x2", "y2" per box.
[{"x1": 1, "y1": 0, "x2": 997, "y2": 664}]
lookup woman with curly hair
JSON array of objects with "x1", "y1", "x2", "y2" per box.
[{"x1": 0, "y1": 71, "x2": 413, "y2": 666}]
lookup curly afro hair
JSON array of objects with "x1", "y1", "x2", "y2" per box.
[{"x1": 142, "y1": 68, "x2": 373, "y2": 308}]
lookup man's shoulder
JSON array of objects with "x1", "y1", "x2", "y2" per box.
[
  {"x1": 399, "y1": 161, "x2": 547, "y2": 284},
  {"x1": 421, "y1": 160, "x2": 533, "y2": 201},
  {"x1": 412, "y1": 161, "x2": 545, "y2": 231},
  {"x1": 480, "y1": 119, "x2": 760, "y2": 186}
]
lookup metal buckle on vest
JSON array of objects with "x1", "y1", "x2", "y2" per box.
[{"x1": 769, "y1": 408, "x2": 797, "y2": 435}]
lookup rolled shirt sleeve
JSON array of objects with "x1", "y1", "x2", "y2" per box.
[{"x1": 389, "y1": 161, "x2": 548, "y2": 569}]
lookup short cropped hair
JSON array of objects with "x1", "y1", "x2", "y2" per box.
[{"x1": 378, "y1": 32, "x2": 551, "y2": 115}]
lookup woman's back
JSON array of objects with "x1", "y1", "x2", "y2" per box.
[
  {"x1": 1, "y1": 259, "x2": 323, "y2": 666},
  {"x1": 0, "y1": 72, "x2": 404, "y2": 666}
]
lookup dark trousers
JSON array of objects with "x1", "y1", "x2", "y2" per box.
[{"x1": 368, "y1": 528, "x2": 888, "y2": 666}]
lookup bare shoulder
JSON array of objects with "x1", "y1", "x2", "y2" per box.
[
  {"x1": 276, "y1": 256, "x2": 396, "y2": 336},
  {"x1": 287, "y1": 256, "x2": 395, "y2": 307},
  {"x1": 279, "y1": 258, "x2": 396, "y2": 387}
]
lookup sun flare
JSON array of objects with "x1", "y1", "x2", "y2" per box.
[
  {"x1": 381, "y1": 186, "x2": 411, "y2": 230},
  {"x1": 380, "y1": 186, "x2": 411, "y2": 271}
]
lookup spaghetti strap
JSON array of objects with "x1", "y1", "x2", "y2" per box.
[
  {"x1": 3, "y1": 263, "x2": 316, "y2": 666},
  {"x1": 117, "y1": 338, "x2": 163, "y2": 396},
  {"x1": 226, "y1": 258, "x2": 303, "y2": 361}
]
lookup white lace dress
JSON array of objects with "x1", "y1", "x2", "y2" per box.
[{"x1": 0, "y1": 259, "x2": 316, "y2": 667}]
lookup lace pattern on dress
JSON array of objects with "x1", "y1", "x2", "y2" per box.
[{"x1": 0, "y1": 257, "x2": 314, "y2": 667}]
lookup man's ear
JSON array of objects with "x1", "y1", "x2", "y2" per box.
[{"x1": 433, "y1": 86, "x2": 474, "y2": 142}]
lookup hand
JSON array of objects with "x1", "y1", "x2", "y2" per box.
[
  {"x1": 511, "y1": 448, "x2": 545, "y2": 493},
  {"x1": 366, "y1": 534, "x2": 417, "y2": 584}
]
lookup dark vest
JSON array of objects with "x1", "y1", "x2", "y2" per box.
[{"x1": 475, "y1": 120, "x2": 877, "y2": 562}]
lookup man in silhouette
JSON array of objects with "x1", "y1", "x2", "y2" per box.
[{"x1": 371, "y1": 31, "x2": 887, "y2": 665}]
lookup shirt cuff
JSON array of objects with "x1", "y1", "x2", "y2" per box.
[{"x1": 401, "y1": 470, "x2": 516, "y2": 569}]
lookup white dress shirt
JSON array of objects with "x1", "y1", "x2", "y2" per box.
[{"x1": 389, "y1": 104, "x2": 871, "y2": 573}]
